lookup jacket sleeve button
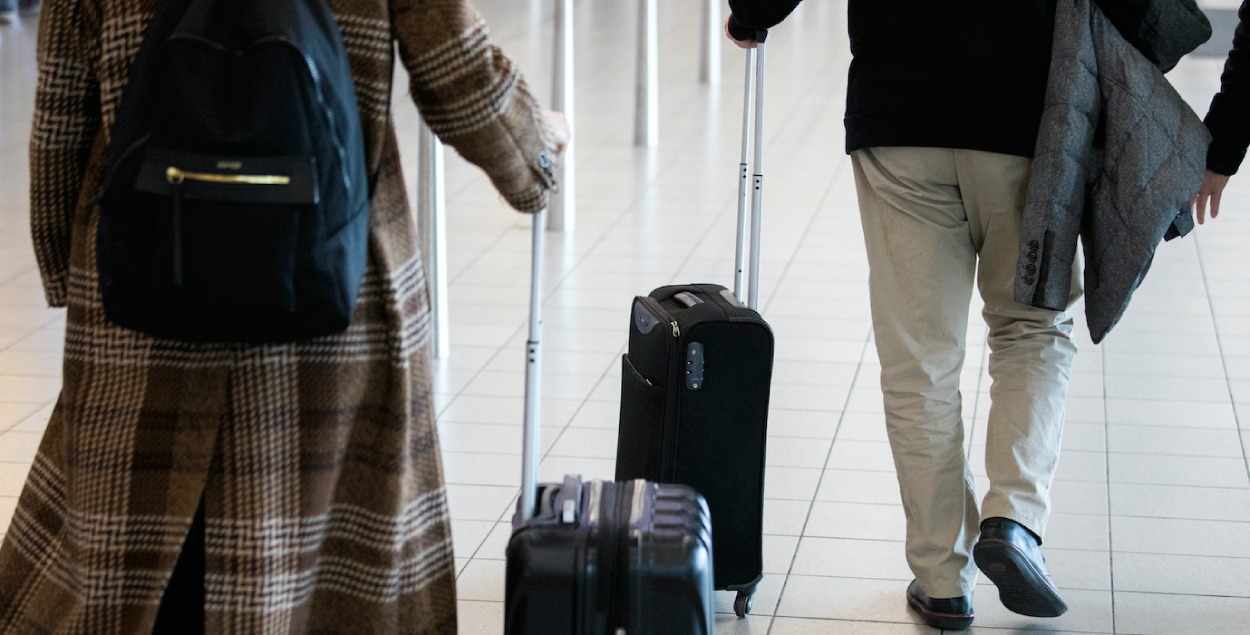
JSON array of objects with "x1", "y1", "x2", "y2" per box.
[
  {"x1": 1024, "y1": 275, "x2": 1035, "y2": 284},
  {"x1": 1025, "y1": 263, "x2": 1037, "y2": 274}
]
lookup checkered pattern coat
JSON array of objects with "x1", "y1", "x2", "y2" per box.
[{"x1": 0, "y1": 0, "x2": 556, "y2": 632}]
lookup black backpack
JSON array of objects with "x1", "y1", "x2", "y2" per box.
[{"x1": 99, "y1": 0, "x2": 371, "y2": 343}]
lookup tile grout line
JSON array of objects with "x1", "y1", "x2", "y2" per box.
[
  {"x1": 1192, "y1": 230, "x2": 1250, "y2": 488},
  {"x1": 1101, "y1": 334, "x2": 1119, "y2": 634}
]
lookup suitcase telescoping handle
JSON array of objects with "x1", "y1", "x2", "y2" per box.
[
  {"x1": 734, "y1": 30, "x2": 767, "y2": 311},
  {"x1": 520, "y1": 39, "x2": 769, "y2": 520},
  {"x1": 520, "y1": 210, "x2": 547, "y2": 522}
]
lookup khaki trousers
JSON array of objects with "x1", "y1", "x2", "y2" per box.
[{"x1": 851, "y1": 147, "x2": 1082, "y2": 597}]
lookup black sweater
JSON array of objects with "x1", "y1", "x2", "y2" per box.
[
  {"x1": 728, "y1": 1, "x2": 1056, "y2": 158},
  {"x1": 1204, "y1": 1, "x2": 1250, "y2": 176}
]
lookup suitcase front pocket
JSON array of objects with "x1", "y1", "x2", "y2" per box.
[{"x1": 616, "y1": 354, "x2": 669, "y2": 481}]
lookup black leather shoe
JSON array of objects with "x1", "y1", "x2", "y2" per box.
[
  {"x1": 906, "y1": 580, "x2": 974, "y2": 630},
  {"x1": 973, "y1": 517, "x2": 1068, "y2": 617}
]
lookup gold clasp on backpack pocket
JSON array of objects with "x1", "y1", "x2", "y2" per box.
[{"x1": 165, "y1": 166, "x2": 291, "y2": 186}]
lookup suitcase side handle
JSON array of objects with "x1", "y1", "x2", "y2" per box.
[{"x1": 556, "y1": 474, "x2": 582, "y2": 524}]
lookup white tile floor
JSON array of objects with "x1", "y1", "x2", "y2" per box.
[{"x1": 2, "y1": 1, "x2": 1250, "y2": 633}]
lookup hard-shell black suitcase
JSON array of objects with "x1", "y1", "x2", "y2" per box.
[
  {"x1": 505, "y1": 475, "x2": 715, "y2": 634},
  {"x1": 615, "y1": 37, "x2": 774, "y2": 618},
  {"x1": 503, "y1": 208, "x2": 715, "y2": 635}
]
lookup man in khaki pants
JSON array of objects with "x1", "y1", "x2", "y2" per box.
[
  {"x1": 853, "y1": 147, "x2": 1080, "y2": 625},
  {"x1": 728, "y1": 0, "x2": 1079, "y2": 630}
]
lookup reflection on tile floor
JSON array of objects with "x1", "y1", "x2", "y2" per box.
[{"x1": 2, "y1": 1, "x2": 1249, "y2": 633}]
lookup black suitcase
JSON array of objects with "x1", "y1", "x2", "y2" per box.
[
  {"x1": 504, "y1": 206, "x2": 716, "y2": 634},
  {"x1": 616, "y1": 285, "x2": 772, "y2": 614},
  {"x1": 615, "y1": 38, "x2": 774, "y2": 618},
  {"x1": 505, "y1": 475, "x2": 715, "y2": 634}
]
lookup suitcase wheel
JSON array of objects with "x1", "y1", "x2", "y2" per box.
[{"x1": 734, "y1": 590, "x2": 755, "y2": 618}]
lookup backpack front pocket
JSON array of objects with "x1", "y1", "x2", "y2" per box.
[{"x1": 132, "y1": 150, "x2": 317, "y2": 311}]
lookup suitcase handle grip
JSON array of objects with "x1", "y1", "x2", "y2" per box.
[{"x1": 673, "y1": 292, "x2": 704, "y2": 308}]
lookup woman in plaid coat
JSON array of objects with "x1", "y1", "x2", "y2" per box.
[{"x1": 0, "y1": 0, "x2": 562, "y2": 632}]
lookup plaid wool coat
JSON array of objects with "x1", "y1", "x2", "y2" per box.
[{"x1": 0, "y1": 0, "x2": 556, "y2": 633}]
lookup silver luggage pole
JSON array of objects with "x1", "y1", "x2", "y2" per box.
[
  {"x1": 747, "y1": 33, "x2": 766, "y2": 312},
  {"x1": 520, "y1": 210, "x2": 546, "y2": 522},
  {"x1": 733, "y1": 48, "x2": 756, "y2": 301}
]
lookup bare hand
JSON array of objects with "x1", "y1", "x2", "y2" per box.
[
  {"x1": 1191, "y1": 169, "x2": 1230, "y2": 225},
  {"x1": 544, "y1": 111, "x2": 571, "y2": 155},
  {"x1": 725, "y1": 17, "x2": 757, "y2": 49}
]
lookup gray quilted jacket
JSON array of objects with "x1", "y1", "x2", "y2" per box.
[{"x1": 1014, "y1": 0, "x2": 1211, "y2": 343}]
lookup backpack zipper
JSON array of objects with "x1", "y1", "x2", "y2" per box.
[{"x1": 165, "y1": 166, "x2": 291, "y2": 186}]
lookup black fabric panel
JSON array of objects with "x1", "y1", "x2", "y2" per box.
[{"x1": 845, "y1": 1, "x2": 1055, "y2": 156}]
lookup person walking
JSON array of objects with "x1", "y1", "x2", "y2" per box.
[
  {"x1": 727, "y1": 1, "x2": 1076, "y2": 629},
  {"x1": 1194, "y1": 0, "x2": 1249, "y2": 223},
  {"x1": 0, "y1": 0, "x2": 567, "y2": 633}
]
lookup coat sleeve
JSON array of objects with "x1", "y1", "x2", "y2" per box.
[
  {"x1": 1204, "y1": 0, "x2": 1250, "y2": 176},
  {"x1": 1015, "y1": 0, "x2": 1099, "y2": 314},
  {"x1": 727, "y1": 0, "x2": 804, "y2": 40},
  {"x1": 29, "y1": 0, "x2": 102, "y2": 307},
  {"x1": 391, "y1": 0, "x2": 556, "y2": 213}
]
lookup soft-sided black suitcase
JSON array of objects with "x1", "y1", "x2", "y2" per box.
[
  {"x1": 504, "y1": 209, "x2": 716, "y2": 634},
  {"x1": 616, "y1": 285, "x2": 772, "y2": 614},
  {"x1": 615, "y1": 37, "x2": 774, "y2": 618}
]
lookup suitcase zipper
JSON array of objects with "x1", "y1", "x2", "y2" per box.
[
  {"x1": 637, "y1": 296, "x2": 683, "y2": 480},
  {"x1": 638, "y1": 296, "x2": 680, "y2": 338}
]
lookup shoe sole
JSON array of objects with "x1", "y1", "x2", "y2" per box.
[
  {"x1": 906, "y1": 594, "x2": 974, "y2": 630},
  {"x1": 974, "y1": 538, "x2": 1069, "y2": 617}
]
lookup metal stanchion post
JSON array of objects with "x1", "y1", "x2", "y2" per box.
[
  {"x1": 699, "y1": 0, "x2": 721, "y2": 84},
  {"x1": 418, "y1": 124, "x2": 451, "y2": 360},
  {"x1": 635, "y1": 0, "x2": 658, "y2": 147},
  {"x1": 549, "y1": 0, "x2": 575, "y2": 232}
]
